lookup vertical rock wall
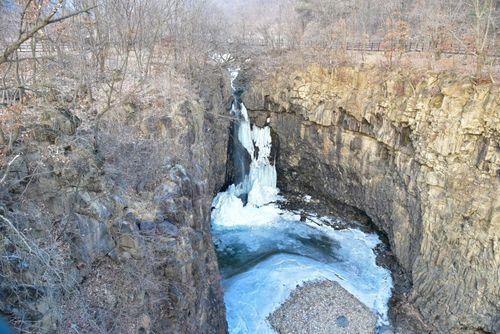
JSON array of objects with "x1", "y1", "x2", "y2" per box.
[{"x1": 245, "y1": 65, "x2": 499, "y2": 333}]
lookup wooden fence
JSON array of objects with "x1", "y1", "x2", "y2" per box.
[
  {"x1": 238, "y1": 38, "x2": 499, "y2": 57},
  {"x1": 16, "y1": 44, "x2": 45, "y2": 53},
  {"x1": 0, "y1": 88, "x2": 22, "y2": 106},
  {"x1": 9, "y1": 38, "x2": 499, "y2": 57}
]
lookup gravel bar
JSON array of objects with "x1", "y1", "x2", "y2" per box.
[{"x1": 268, "y1": 280, "x2": 377, "y2": 334}]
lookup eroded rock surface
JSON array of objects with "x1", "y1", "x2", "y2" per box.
[{"x1": 245, "y1": 65, "x2": 499, "y2": 333}]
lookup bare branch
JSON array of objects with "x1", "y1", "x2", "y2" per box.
[
  {"x1": 0, "y1": 5, "x2": 96, "y2": 65},
  {"x1": 0, "y1": 153, "x2": 21, "y2": 184}
]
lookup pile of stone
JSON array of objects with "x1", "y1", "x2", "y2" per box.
[{"x1": 268, "y1": 280, "x2": 377, "y2": 334}]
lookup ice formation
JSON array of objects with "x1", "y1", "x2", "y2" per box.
[{"x1": 211, "y1": 70, "x2": 393, "y2": 334}]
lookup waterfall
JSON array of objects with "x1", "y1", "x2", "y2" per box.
[
  {"x1": 222, "y1": 70, "x2": 278, "y2": 208},
  {"x1": 212, "y1": 70, "x2": 393, "y2": 334}
]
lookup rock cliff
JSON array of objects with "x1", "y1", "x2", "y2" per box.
[
  {"x1": 0, "y1": 73, "x2": 230, "y2": 333},
  {"x1": 245, "y1": 65, "x2": 499, "y2": 333}
]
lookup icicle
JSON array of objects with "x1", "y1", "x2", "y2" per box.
[
  {"x1": 247, "y1": 125, "x2": 278, "y2": 206},
  {"x1": 237, "y1": 104, "x2": 255, "y2": 158}
]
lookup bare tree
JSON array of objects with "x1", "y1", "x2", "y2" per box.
[
  {"x1": 0, "y1": 1, "x2": 93, "y2": 65},
  {"x1": 470, "y1": 0, "x2": 497, "y2": 76},
  {"x1": 382, "y1": 17, "x2": 411, "y2": 67}
]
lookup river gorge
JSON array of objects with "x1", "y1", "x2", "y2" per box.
[
  {"x1": 211, "y1": 71, "x2": 393, "y2": 333},
  {"x1": 0, "y1": 63, "x2": 498, "y2": 334},
  {"x1": 1, "y1": 1, "x2": 499, "y2": 333}
]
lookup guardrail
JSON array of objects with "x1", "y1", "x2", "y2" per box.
[
  {"x1": 16, "y1": 44, "x2": 45, "y2": 53},
  {"x1": 235, "y1": 39, "x2": 499, "y2": 57},
  {"x1": 0, "y1": 88, "x2": 22, "y2": 106},
  {"x1": 7, "y1": 39, "x2": 498, "y2": 59}
]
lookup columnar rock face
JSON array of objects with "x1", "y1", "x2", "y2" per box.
[{"x1": 245, "y1": 65, "x2": 499, "y2": 333}]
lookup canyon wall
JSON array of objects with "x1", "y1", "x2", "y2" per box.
[
  {"x1": 245, "y1": 65, "x2": 499, "y2": 333},
  {"x1": 0, "y1": 75, "x2": 229, "y2": 333}
]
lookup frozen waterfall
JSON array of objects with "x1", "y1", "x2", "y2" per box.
[
  {"x1": 211, "y1": 70, "x2": 393, "y2": 334},
  {"x1": 215, "y1": 72, "x2": 278, "y2": 210}
]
